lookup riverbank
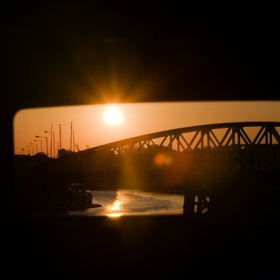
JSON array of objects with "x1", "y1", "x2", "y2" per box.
[{"x1": 127, "y1": 208, "x2": 183, "y2": 215}]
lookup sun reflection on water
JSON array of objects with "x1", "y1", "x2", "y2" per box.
[
  {"x1": 94, "y1": 190, "x2": 184, "y2": 217},
  {"x1": 107, "y1": 198, "x2": 123, "y2": 217},
  {"x1": 107, "y1": 213, "x2": 123, "y2": 217},
  {"x1": 109, "y1": 200, "x2": 121, "y2": 211}
]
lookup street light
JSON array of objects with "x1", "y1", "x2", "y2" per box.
[
  {"x1": 30, "y1": 143, "x2": 37, "y2": 154},
  {"x1": 27, "y1": 145, "x2": 34, "y2": 155},
  {"x1": 26, "y1": 146, "x2": 32, "y2": 155},
  {"x1": 34, "y1": 140, "x2": 42, "y2": 153},
  {"x1": 44, "y1": 126, "x2": 55, "y2": 157},
  {"x1": 35, "y1": 136, "x2": 48, "y2": 156}
]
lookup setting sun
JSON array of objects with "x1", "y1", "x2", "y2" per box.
[{"x1": 102, "y1": 105, "x2": 124, "y2": 126}]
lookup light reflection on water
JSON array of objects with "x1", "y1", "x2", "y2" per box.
[
  {"x1": 108, "y1": 200, "x2": 123, "y2": 216},
  {"x1": 68, "y1": 190, "x2": 184, "y2": 216},
  {"x1": 109, "y1": 200, "x2": 121, "y2": 211}
]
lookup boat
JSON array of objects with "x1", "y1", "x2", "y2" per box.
[{"x1": 67, "y1": 182, "x2": 101, "y2": 211}]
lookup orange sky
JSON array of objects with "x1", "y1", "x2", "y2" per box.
[{"x1": 13, "y1": 101, "x2": 280, "y2": 155}]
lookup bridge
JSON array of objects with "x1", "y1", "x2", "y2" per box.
[
  {"x1": 56, "y1": 121, "x2": 280, "y2": 169},
  {"x1": 52, "y1": 122, "x2": 280, "y2": 215}
]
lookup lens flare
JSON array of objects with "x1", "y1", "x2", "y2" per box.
[
  {"x1": 154, "y1": 153, "x2": 166, "y2": 166},
  {"x1": 154, "y1": 153, "x2": 173, "y2": 166}
]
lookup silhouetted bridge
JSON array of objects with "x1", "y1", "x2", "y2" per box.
[
  {"x1": 54, "y1": 122, "x2": 280, "y2": 215},
  {"x1": 56, "y1": 121, "x2": 280, "y2": 170}
]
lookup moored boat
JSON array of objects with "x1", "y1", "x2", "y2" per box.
[{"x1": 67, "y1": 182, "x2": 101, "y2": 210}]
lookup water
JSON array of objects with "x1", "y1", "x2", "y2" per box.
[{"x1": 68, "y1": 190, "x2": 184, "y2": 216}]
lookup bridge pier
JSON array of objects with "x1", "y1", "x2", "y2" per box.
[{"x1": 183, "y1": 183, "x2": 211, "y2": 216}]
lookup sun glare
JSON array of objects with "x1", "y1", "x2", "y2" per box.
[{"x1": 103, "y1": 105, "x2": 124, "y2": 126}]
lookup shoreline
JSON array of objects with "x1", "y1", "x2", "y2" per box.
[
  {"x1": 136, "y1": 209, "x2": 183, "y2": 215},
  {"x1": 104, "y1": 208, "x2": 184, "y2": 216},
  {"x1": 90, "y1": 188, "x2": 185, "y2": 195}
]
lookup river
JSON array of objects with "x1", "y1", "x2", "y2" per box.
[{"x1": 68, "y1": 190, "x2": 184, "y2": 216}]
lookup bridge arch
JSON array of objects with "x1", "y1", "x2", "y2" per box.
[{"x1": 56, "y1": 122, "x2": 280, "y2": 173}]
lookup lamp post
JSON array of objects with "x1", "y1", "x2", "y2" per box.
[
  {"x1": 44, "y1": 126, "x2": 55, "y2": 157},
  {"x1": 26, "y1": 147, "x2": 31, "y2": 155},
  {"x1": 35, "y1": 136, "x2": 48, "y2": 156},
  {"x1": 30, "y1": 143, "x2": 37, "y2": 154},
  {"x1": 27, "y1": 145, "x2": 34, "y2": 155},
  {"x1": 34, "y1": 140, "x2": 42, "y2": 153}
]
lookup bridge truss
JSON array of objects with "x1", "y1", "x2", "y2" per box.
[
  {"x1": 58, "y1": 122, "x2": 280, "y2": 170},
  {"x1": 102, "y1": 121, "x2": 280, "y2": 153}
]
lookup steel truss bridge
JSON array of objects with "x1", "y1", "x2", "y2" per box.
[
  {"x1": 57, "y1": 121, "x2": 280, "y2": 169},
  {"x1": 55, "y1": 122, "x2": 280, "y2": 215}
]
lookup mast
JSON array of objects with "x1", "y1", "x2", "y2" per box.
[
  {"x1": 70, "y1": 121, "x2": 72, "y2": 151},
  {"x1": 59, "y1": 124, "x2": 61, "y2": 150},
  {"x1": 53, "y1": 130, "x2": 55, "y2": 157},
  {"x1": 51, "y1": 124, "x2": 53, "y2": 158},
  {"x1": 73, "y1": 130, "x2": 75, "y2": 152}
]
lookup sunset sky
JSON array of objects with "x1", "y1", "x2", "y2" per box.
[{"x1": 13, "y1": 101, "x2": 280, "y2": 155}]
